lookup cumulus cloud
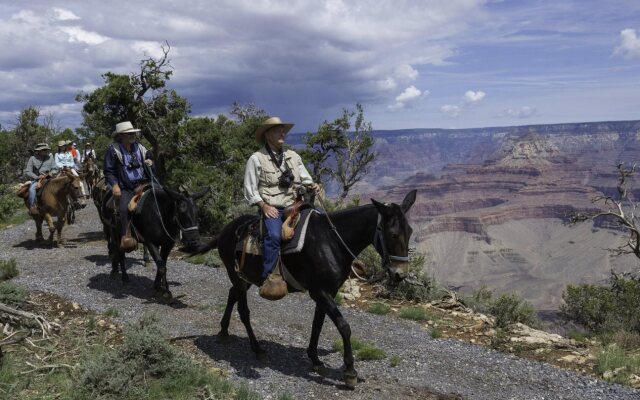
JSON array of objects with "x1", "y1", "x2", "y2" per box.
[
  {"x1": 52, "y1": 7, "x2": 80, "y2": 21},
  {"x1": 388, "y1": 85, "x2": 428, "y2": 111},
  {"x1": 463, "y1": 90, "x2": 486, "y2": 103},
  {"x1": 440, "y1": 104, "x2": 462, "y2": 117},
  {"x1": 441, "y1": 89, "x2": 486, "y2": 117},
  {"x1": 501, "y1": 106, "x2": 538, "y2": 119},
  {"x1": 614, "y1": 28, "x2": 640, "y2": 59}
]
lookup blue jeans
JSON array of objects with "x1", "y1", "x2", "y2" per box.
[
  {"x1": 28, "y1": 181, "x2": 37, "y2": 208},
  {"x1": 262, "y1": 209, "x2": 283, "y2": 278}
]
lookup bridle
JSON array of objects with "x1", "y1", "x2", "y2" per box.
[{"x1": 373, "y1": 212, "x2": 410, "y2": 264}]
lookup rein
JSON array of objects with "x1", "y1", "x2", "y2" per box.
[
  {"x1": 315, "y1": 196, "x2": 408, "y2": 281},
  {"x1": 145, "y1": 164, "x2": 198, "y2": 242}
]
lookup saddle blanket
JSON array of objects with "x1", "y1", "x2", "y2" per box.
[{"x1": 235, "y1": 208, "x2": 318, "y2": 256}]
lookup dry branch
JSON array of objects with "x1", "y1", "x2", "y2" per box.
[{"x1": 0, "y1": 302, "x2": 60, "y2": 338}]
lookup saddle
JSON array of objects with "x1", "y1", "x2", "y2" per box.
[{"x1": 127, "y1": 183, "x2": 151, "y2": 213}]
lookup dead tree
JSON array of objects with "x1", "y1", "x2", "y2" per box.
[{"x1": 571, "y1": 163, "x2": 640, "y2": 259}]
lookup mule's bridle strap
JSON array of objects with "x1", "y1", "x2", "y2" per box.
[{"x1": 373, "y1": 213, "x2": 409, "y2": 263}]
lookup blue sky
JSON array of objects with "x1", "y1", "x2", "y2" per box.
[{"x1": 0, "y1": 0, "x2": 638, "y2": 132}]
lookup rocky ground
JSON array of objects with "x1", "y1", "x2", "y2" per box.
[{"x1": 1, "y1": 206, "x2": 639, "y2": 399}]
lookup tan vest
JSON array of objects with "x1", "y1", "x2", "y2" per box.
[{"x1": 255, "y1": 147, "x2": 302, "y2": 208}]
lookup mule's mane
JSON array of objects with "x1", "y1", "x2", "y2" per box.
[{"x1": 327, "y1": 203, "x2": 375, "y2": 219}]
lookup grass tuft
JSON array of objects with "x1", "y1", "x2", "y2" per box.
[
  {"x1": 367, "y1": 302, "x2": 391, "y2": 315},
  {"x1": 333, "y1": 337, "x2": 387, "y2": 361},
  {"x1": 399, "y1": 306, "x2": 430, "y2": 321},
  {"x1": 0, "y1": 258, "x2": 18, "y2": 281}
]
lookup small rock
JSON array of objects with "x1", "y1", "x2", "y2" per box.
[
  {"x1": 97, "y1": 319, "x2": 107, "y2": 327},
  {"x1": 72, "y1": 303, "x2": 81, "y2": 310}
]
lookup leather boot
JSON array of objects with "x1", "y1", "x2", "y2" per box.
[{"x1": 29, "y1": 205, "x2": 39, "y2": 216}]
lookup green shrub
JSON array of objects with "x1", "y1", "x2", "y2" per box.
[
  {"x1": 0, "y1": 282, "x2": 27, "y2": 306},
  {"x1": 367, "y1": 302, "x2": 391, "y2": 315},
  {"x1": 561, "y1": 272, "x2": 640, "y2": 333},
  {"x1": 333, "y1": 337, "x2": 386, "y2": 361},
  {"x1": 73, "y1": 313, "x2": 257, "y2": 400},
  {"x1": 431, "y1": 328, "x2": 443, "y2": 339},
  {"x1": 489, "y1": 293, "x2": 538, "y2": 329},
  {"x1": 0, "y1": 258, "x2": 18, "y2": 281},
  {"x1": 389, "y1": 355, "x2": 401, "y2": 367},
  {"x1": 599, "y1": 330, "x2": 640, "y2": 351},
  {"x1": 0, "y1": 184, "x2": 22, "y2": 224},
  {"x1": 185, "y1": 250, "x2": 221, "y2": 268},
  {"x1": 103, "y1": 308, "x2": 119, "y2": 317},
  {"x1": 596, "y1": 344, "x2": 640, "y2": 384},
  {"x1": 462, "y1": 285, "x2": 494, "y2": 314},
  {"x1": 385, "y1": 253, "x2": 448, "y2": 302},
  {"x1": 399, "y1": 306, "x2": 430, "y2": 321}
]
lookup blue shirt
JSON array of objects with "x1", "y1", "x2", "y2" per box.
[{"x1": 104, "y1": 142, "x2": 152, "y2": 190}]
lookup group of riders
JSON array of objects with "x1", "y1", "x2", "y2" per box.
[
  {"x1": 23, "y1": 139, "x2": 96, "y2": 215},
  {"x1": 22, "y1": 116, "x2": 320, "y2": 287}
]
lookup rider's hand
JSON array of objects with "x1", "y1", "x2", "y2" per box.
[
  {"x1": 309, "y1": 183, "x2": 321, "y2": 194},
  {"x1": 262, "y1": 203, "x2": 279, "y2": 219},
  {"x1": 144, "y1": 159, "x2": 153, "y2": 167},
  {"x1": 112, "y1": 184, "x2": 121, "y2": 198}
]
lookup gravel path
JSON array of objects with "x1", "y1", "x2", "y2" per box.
[{"x1": 2, "y1": 206, "x2": 639, "y2": 400}]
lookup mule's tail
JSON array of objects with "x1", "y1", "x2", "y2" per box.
[{"x1": 184, "y1": 235, "x2": 219, "y2": 255}]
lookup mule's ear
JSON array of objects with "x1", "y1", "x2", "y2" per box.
[
  {"x1": 401, "y1": 189, "x2": 417, "y2": 213},
  {"x1": 192, "y1": 187, "x2": 210, "y2": 201},
  {"x1": 371, "y1": 199, "x2": 389, "y2": 215}
]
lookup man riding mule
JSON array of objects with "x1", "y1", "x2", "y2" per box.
[
  {"x1": 21, "y1": 143, "x2": 58, "y2": 216},
  {"x1": 243, "y1": 116, "x2": 320, "y2": 296},
  {"x1": 97, "y1": 121, "x2": 207, "y2": 297},
  {"x1": 104, "y1": 121, "x2": 154, "y2": 251},
  {"x1": 191, "y1": 184, "x2": 417, "y2": 389},
  {"x1": 189, "y1": 115, "x2": 417, "y2": 388}
]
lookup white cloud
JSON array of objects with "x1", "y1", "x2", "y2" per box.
[
  {"x1": 464, "y1": 90, "x2": 486, "y2": 103},
  {"x1": 501, "y1": 106, "x2": 538, "y2": 119},
  {"x1": 393, "y1": 64, "x2": 418, "y2": 83},
  {"x1": 440, "y1": 89, "x2": 486, "y2": 117},
  {"x1": 388, "y1": 85, "x2": 428, "y2": 111},
  {"x1": 52, "y1": 8, "x2": 80, "y2": 21},
  {"x1": 59, "y1": 26, "x2": 108, "y2": 45},
  {"x1": 614, "y1": 28, "x2": 640, "y2": 59},
  {"x1": 441, "y1": 104, "x2": 462, "y2": 117}
]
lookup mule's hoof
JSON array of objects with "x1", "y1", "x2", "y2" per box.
[
  {"x1": 109, "y1": 270, "x2": 119, "y2": 280},
  {"x1": 343, "y1": 370, "x2": 358, "y2": 390},
  {"x1": 144, "y1": 262, "x2": 152, "y2": 269},
  {"x1": 343, "y1": 375, "x2": 357, "y2": 390}
]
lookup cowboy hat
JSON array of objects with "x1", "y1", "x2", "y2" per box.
[
  {"x1": 57, "y1": 140, "x2": 67, "y2": 147},
  {"x1": 254, "y1": 116, "x2": 294, "y2": 142},
  {"x1": 112, "y1": 121, "x2": 141, "y2": 138},
  {"x1": 85, "y1": 142, "x2": 92, "y2": 146},
  {"x1": 34, "y1": 143, "x2": 50, "y2": 151}
]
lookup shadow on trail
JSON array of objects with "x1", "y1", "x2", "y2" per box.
[
  {"x1": 87, "y1": 272, "x2": 188, "y2": 309},
  {"x1": 84, "y1": 254, "x2": 149, "y2": 268},
  {"x1": 13, "y1": 239, "x2": 50, "y2": 250},
  {"x1": 68, "y1": 231, "x2": 104, "y2": 243},
  {"x1": 194, "y1": 334, "x2": 349, "y2": 388}
]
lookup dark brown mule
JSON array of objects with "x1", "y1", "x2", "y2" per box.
[
  {"x1": 91, "y1": 176, "x2": 152, "y2": 268},
  {"x1": 31, "y1": 169, "x2": 85, "y2": 247},
  {"x1": 82, "y1": 156, "x2": 100, "y2": 196},
  {"x1": 190, "y1": 190, "x2": 417, "y2": 388}
]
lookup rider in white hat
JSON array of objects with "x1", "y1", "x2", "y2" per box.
[{"x1": 104, "y1": 121, "x2": 154, "y2": 250}]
